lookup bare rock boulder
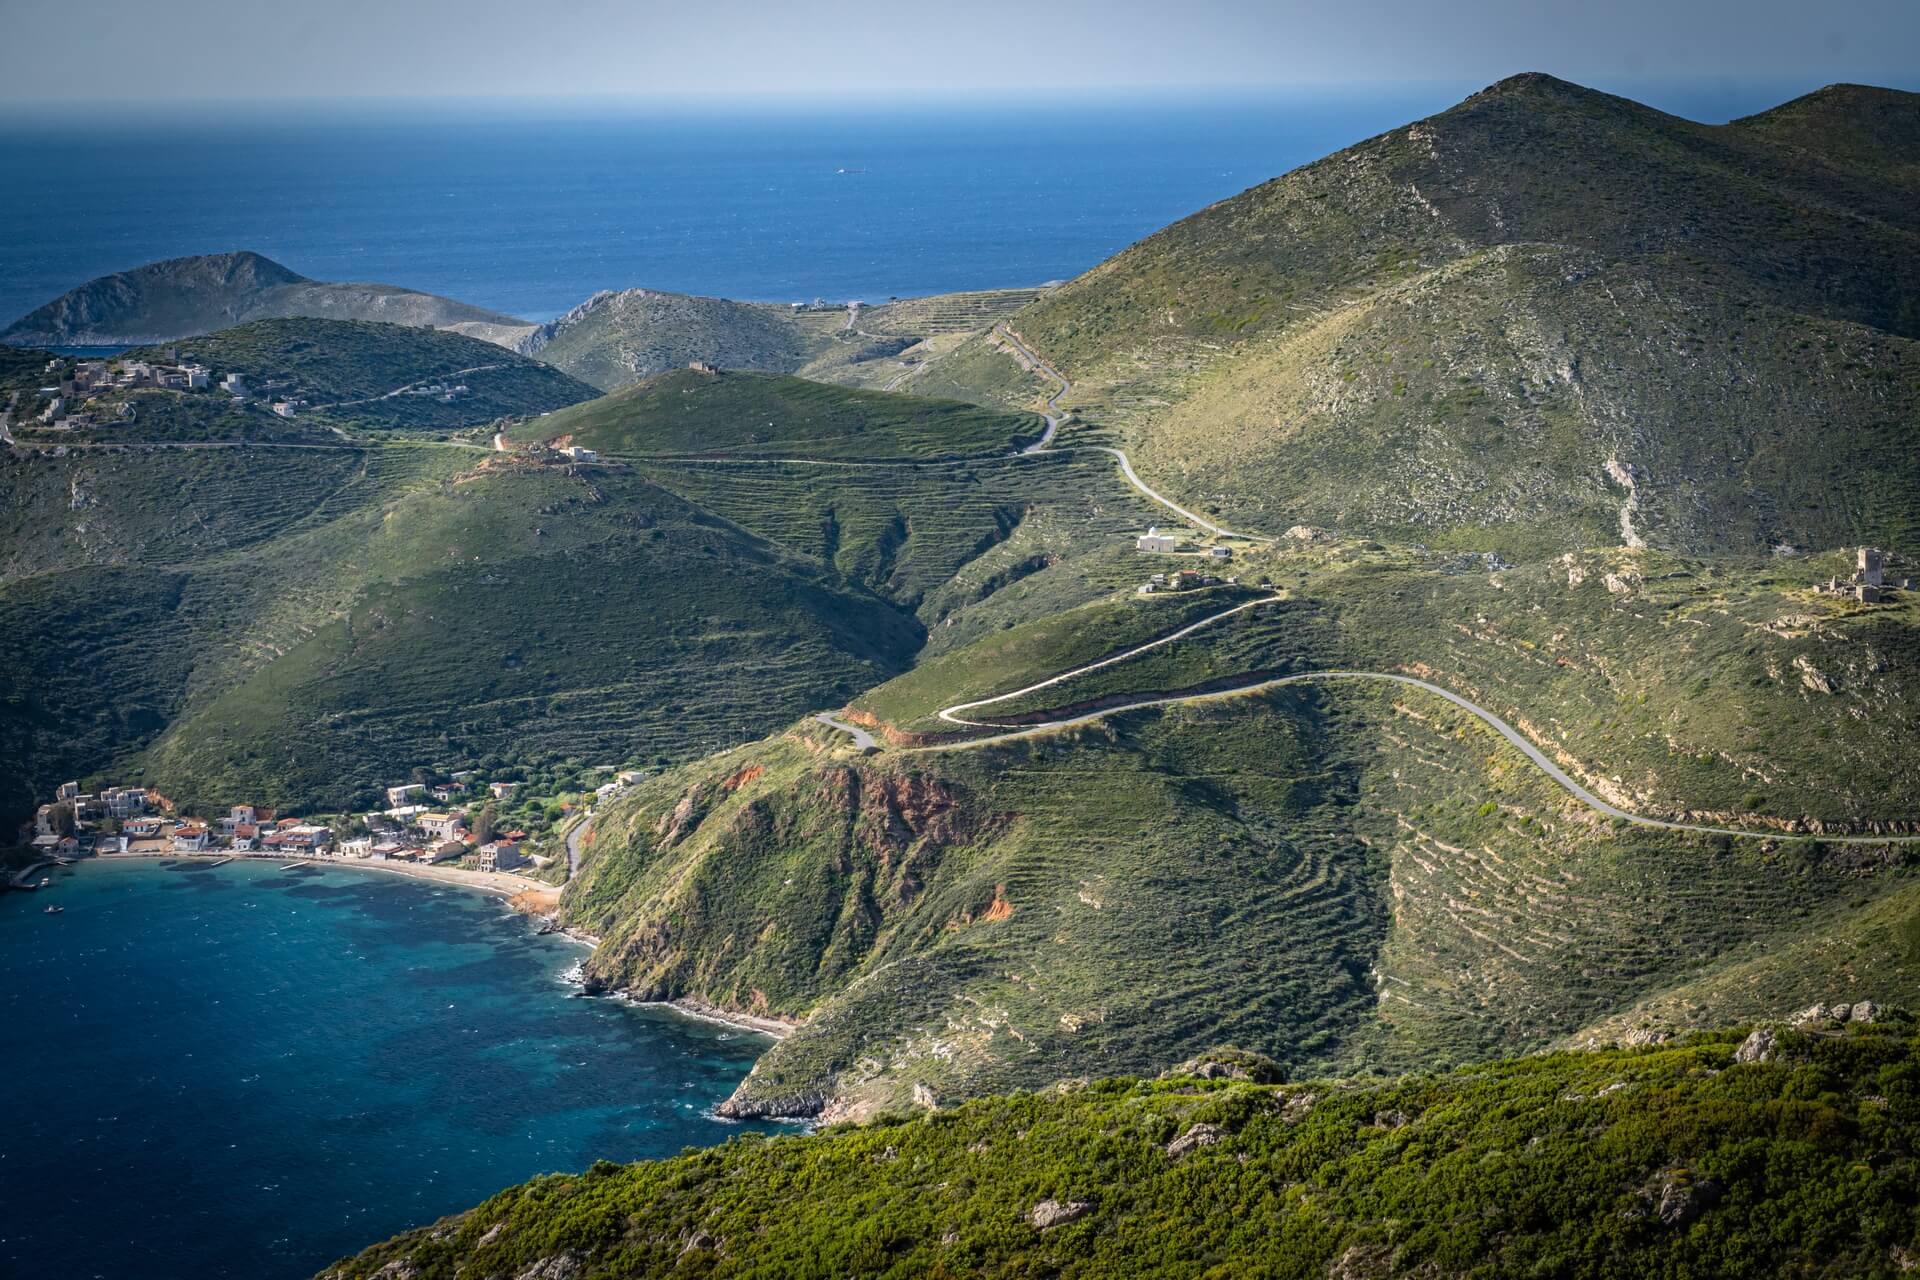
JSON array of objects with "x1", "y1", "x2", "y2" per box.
[
  {"x1": 1166, "y1": 1123, "x2": 1228, "y2": 1157},
  {"x1": 1028, "y1": 1199, "x2": 1092, "y2": 1230},
  {"x1": 1732, "y1": 1027, "x2": 1776, "y2": 1064}
]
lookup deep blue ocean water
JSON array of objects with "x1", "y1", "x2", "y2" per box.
[
  {"x1": 0, "y1": 859, "x2": 775, "y2": 1280},
  {"x1": 0, "y1": 85, "x2": 1818, "y2": 328}
]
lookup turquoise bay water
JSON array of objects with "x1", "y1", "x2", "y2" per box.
[{"x1": 0, "y1": 860, "x2": 774, "y2": 1279}]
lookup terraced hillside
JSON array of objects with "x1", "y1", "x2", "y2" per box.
[
  {"x1": 507, "y1": 367, "x2": 1043, "y2": 459},
  {"x1": 126, "y1": 318, "x2": 597, "y2": 434},
  {"x1": 1, "y1": 250, "x2": 535, "y2": 347},
  {"x1": 855, "y1": 536, "x2": 1920, "y2": 832},
  {"x1": 975, "y1": 76, "x2": 1920, "y2": 556},
  {"x1": 562, "y1": 667, "x2": 1916, "y2": 1118}
]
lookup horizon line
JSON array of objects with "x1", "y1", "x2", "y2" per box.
[{"x1": 2, "y1": 72, "x2": 1909, "y2": 125}]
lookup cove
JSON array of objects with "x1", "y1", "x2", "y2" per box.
[{"x1": 0, "y1": 858, "x2": 774, "y2": 1279}]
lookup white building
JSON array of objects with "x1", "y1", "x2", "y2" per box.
[
  {"x1": 1136, "y1": 527, "x2": 1178, "y2": 553},
  {"x1": 417, "y1": 811, "x2": 464, "y2": 841}
]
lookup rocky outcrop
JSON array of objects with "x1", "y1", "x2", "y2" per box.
[
  {"x1": 1165, "y1": 1124, "x2": 1228, "y2": 1157},
  {"x1": 1027, "y1": 1199, "x2": 1092, "y2": 1229},
  {"x1": 1733, "y1": 1027, "x2": 1777, "y2": 1063},
  {"x1": 1630, "y1": 1168, "x2": 1723, "y2": 1228}
]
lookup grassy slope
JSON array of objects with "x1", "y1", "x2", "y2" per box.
[
  {"x1": 634, "y1": 450, "x2": 1158, "y2": 613},
  {"x1": 982, "y1": 76, "x2": 1920, "y2": 557},
  {"x1": 128, "y1": 318, "x2": 596, "y2": 433},
  {"x1": 125, "y1": 463, "x2": 923, "y2": 815},
  {"x1": 564, "y1": 680, "x2": 1915, "y2": 1118},
  {"x1": 326, "y1": 1022, "x2": 1920, "y2": 1280},
  {"x1": 507, "y1": 368, "x2": 1043, "y2": 459},
  {"x1": 855, "y1": 538, "x2": 1920, "y2": 830}
]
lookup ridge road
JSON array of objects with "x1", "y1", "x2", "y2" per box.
[{"x1": 915, "y1": 667, "x2": 1920, "y2": 846}]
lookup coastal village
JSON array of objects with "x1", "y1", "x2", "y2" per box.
[{"x1": 11, "y1": 765, "x2": 651, "y2": 892}]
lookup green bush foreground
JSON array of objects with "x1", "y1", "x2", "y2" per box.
[{"x1": 324, "y1": 1020, "x2": 1920, "y2": 1279}]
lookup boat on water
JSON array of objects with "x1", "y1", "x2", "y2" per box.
[{"x1": 43, "y1": 905, "x2": 63, "y2": 914}]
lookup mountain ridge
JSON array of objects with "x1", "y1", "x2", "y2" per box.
[{"x1": 1, "y1": 250, "x2": 537, "y2": 348}]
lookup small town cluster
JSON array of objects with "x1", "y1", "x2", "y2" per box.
[
  {"x1": 25, "y1": 767, "x2": 636, "y2": 874},
  {"x1": 32, "y1": 350, "x2": 308, "y2": 427}
]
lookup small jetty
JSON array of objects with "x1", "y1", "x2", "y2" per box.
[
  {"x1": 207, "y1": 856, "x2": 236, "y2": 868},
  {"x1": 280, "y1": 862, "x2": 306, "y2": 871},
  {"x1": 5, "y1": 860, "x2": 55, "y2": 891}
]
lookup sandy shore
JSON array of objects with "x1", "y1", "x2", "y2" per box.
[
  {"x1": 95, "y1": 850, "x2": 554, "y2": 901},
  {"x1": 643, "y1": 997, "x2": 795, "y2": 1040}
]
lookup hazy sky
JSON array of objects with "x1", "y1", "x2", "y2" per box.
[{"x1": 2, "y1": 0, "x2": 1915, "y2": 106}]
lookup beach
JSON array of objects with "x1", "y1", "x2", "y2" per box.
[{"x1": 96, "y1": 850, "x2": 557, "y2": 904}]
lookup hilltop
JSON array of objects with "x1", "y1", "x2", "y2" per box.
[
  {"x1": 507, "y1": 367, "x2": 1043, "y2": 458},
  {"x1": 974, "y1": 75, "x2": 1920, "y2": 557},
  {"x1": 126, "y1": 318, "x2": 597, "y2": 433},
  {"x1": 517, "y1": 285, "x2": 1048, "y2": 392},
  {"x1": 327, "y1": 1019, "x2": 1920, "y2": 1280},
  {"x1": 0, "y1": 251, "x2": 537, "y2": 348}
]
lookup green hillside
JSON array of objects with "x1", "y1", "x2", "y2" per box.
[
  {"x1": 325, "y1": 1020, "x2": 1920, "y2": 1280},
  {"x1": 974, "y1": 75, "x2": 1920, "y2": 556},
  {"x1": 559, "y1": 666, "x2": 1917, "y2": 1118},
  {"x1": 854, "y1": 537, "x2": 1920, "y2": 830},
  {"x1": 126, "y1": 318, "x2": 597, "y2": 433},
  {"x1": 508, "y1": 368, "x2": 1043, "y2": 459}
]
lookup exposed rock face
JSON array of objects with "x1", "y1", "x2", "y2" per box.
[
  {"x1": 1166, "y1": 1124, "x2": 1228, "y2": 1157},
  {"x1": 515, "y1": 1254, "x2": 584, "y2": 1280},
  {"x1": 1642, "y1": 1169, "x2": 1723, "y2": 1227},
  {"x1": 1164, "y1": 1048, "x2": 1287, "y2": 1084},
  {"x1": 1733, "y1": 1027, "x2": 1777, "y2": 1063},
  {"x1": 1027, "y1": 1199, "x2": 1092, "y2": 1229}
]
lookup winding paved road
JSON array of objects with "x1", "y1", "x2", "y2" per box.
[
  {"x1": 812, "y1": 711, "x2": 879, "y2": 750},
  {"x1": 917, "y1": 669, "x2": 1919, "y2": 846},
  {"x1": 939, "y1": 595, "x2": 1281, "y2": 726},
  {"x1": 995, "y1": 325, "x2": 1263, "y2": 539}
]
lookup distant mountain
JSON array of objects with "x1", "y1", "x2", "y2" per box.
[
  {"x1": 985, "y1": 74, "x2": 1920, "y2": 557},
  {"x1": 516, "y1": 288, "x2": 846, "y2": 391},
  {"x1": 517, "y1": 285, "x2": 1048, "y2": 392},
  {"x1": 0, "y1": 251, "x2": 537, "y2": 348}
]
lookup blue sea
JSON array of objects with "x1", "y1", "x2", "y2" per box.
[
  {"x1": 0, "y1": 860, "x2": 775, "y2": 1280},
  {"x1": 0, "y1": 84, "x2": 1820, "y2": 328}
]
